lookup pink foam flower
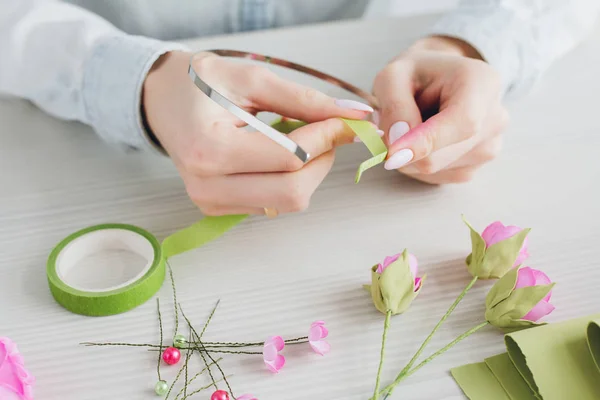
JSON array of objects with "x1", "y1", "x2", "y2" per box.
[
  {"x1": 514, "y1": 267, "x2": 555, "y2": 321},
  {"x1": 237, "y1": 395, "x2": 258, "y2": 400},
  {"x1": 481, "y1": 221, "x2": 530, "y2": 266},
  {"x1": 0, "y1": 338, "x2": 34, "y2": 400},
  {"x1": 263, "y1": 336, "x2": 285, "y2": 373},
  {"x1": 308, "y1": 321, "x2": 330, "y2": 356},
  {"x1": 376, "y1": 252, "x2": 421, "y2": 291}
]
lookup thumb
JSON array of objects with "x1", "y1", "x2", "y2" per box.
[{"x1": 373, "y1": 65, "x2": 422, "y2": 153}]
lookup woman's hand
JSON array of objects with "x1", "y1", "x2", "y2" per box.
[
  {"x1": 373, "y1": 36, "x2": 509, "y2": 184},
  {"x1": 143, "y1": 51, "x2": 373, "y2": 216}
]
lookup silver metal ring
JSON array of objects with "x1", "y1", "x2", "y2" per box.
[{"x1": 188, "y1": 50, "x2": 379, "y2": 163}]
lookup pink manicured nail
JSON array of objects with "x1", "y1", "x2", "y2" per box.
[
  {"x1": 388, "y1": 121, "x2": 410, "y2": 145},
  {"x1": 335, "y1": 99, "x2": 374, "y2": 112},
  {"x1": 354, "y1": 129, "x2": 384, "y2": 142},
  {"x1": 384, "y1": 149, "x2": 414, "y2": 170}
]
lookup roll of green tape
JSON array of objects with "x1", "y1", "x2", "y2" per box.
[{"x1": 47, "y1": 224, "x2": 165, "y2": 316}]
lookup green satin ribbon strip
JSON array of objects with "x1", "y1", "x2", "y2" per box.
[{"x1": 451, "y1": 314, "x2": 600, "y2": 400}]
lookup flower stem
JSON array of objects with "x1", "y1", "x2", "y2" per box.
[
  {"x1": 373, "y1": 310, "x2": 392, "y2": 400},
  {"x1": 381, "y1": 321, "x2": 488, "y2": 399},
  {"x1": 382, "y1": 276, "x2": 478, "y2": 398}
]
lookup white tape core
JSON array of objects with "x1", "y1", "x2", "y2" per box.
[{"x1": 55, "y1": 228, "x2": 155, "y2": 292}]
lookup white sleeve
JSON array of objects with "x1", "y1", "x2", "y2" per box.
[
  {"x1": 429, "y1": 0, "x2": 600, "y2": 98},
  {"x1": 0, "y1": 0, "x2": 187, "y2": 152}
]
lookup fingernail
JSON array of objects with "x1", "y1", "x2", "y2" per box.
[
  {"x1": 384, "y1": 149, "x2": 414, "y2": 170},
  {"x1": 388, "y1": 121, "x2": 410, "y2": 145},
  {"x1": 372, "y1": 110, "x2": 380, "y2": 125},
  {"x1": 354, "y1": 129, "x2": 384, "y2": 142},
  {"x1": 335, "y1": 99, "x2": 374, "y2": 112}
]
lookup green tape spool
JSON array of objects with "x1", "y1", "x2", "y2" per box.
[{"x1": 47, "y1": 224, "x2": 165, "y2": 317}]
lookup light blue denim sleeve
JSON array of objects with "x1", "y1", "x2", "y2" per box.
[
  {"x1": 0, "y1": 0, "x2": 186, "y2": 154},
  {"x1": 428, "y1": 0, "x2": 600, "y2": 98},
  {"x1": 82, "y1": 35, "x2": 187, "y2": 153}
]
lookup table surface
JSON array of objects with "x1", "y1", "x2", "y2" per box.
[{"x1": 2, "y1": 13, "x2": 600, "y2": 400}]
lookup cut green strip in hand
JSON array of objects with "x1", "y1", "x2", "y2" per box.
[
  {"x1": 272, "y1": 117, "x2": 387, "y2": 183},
  {"x1": 340, "y1": 118, "x2": 388, "y2": 183}
]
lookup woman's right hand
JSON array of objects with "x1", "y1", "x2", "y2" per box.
[{"x1": 143, "y1": 51, "x2": 373, "y2": 216}]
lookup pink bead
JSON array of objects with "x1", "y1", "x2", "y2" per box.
[
  {"x1": 162, "y1": 347, "x2": 181, "y2": 365},
  {"x1": 210, "y1": 390, "x2": 230, "y2": 400}
]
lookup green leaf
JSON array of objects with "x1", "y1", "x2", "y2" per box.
[
  {"x1": 462, "y1": 216, "x2": 487, "y2": 277},
  {"x1": 486, "y1": 267, "x2": 520, "y2": 309},
  {"x1": 485, "y1": 228, "x2": 531, "y2": 279},
  {"x1": 488, "y1": 284, "x2": 555, "y2": 328},
  {"x1": 379, "y1": 250, "x2": 415, "y2": 315},
  {"x1": 370, "y1": 267, "x2": 387, "y2": 314}
]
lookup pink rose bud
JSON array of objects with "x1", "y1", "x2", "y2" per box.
[
  {"x1": 481, "y1": 221, "x2": 530, "y2": 266},
  {"x1": 463, "y1": 217, "x2": 531, "y2": 279},
  {"x1": 485, "y1": 266, "x2": 555, "y2": 331},
  {"x1": 366, "y1": 249, "x2": 424, "y2": 315}
]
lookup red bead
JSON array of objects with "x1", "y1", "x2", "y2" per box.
[
  {"x1": 162, "y1": 347, "x2": 181, "y2": 365},
  {"x1": 210, "y1": 390, "x2": 230, "y2": 400}
]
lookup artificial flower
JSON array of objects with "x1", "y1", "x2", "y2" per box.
[
  {"x1": 0, "y1": 337, "x2": 34, "y2": 400},
  {"x1": 366, "y1": 249, "x2": 423, "y2": 315},
  {"x1": 464, "y1": 217, "x2": 531, "y2": 279},
  {"x1": 308, "y1": 321, "x2": 330, "y2": 356},
  {"x1": 263, "y1": 336, "x2": 285, "y2": 373},
  {"x1": 485, "y1": 266, "x2": 555, "y2": 331}
]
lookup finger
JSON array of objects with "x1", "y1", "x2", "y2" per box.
[
  {"x1": 400, "y1": 105, "x2": 506, "y2": 174},
  {"x1": 189, "y1": 118, "x2": 355, "y2": 176},
  {"x1": 198, "y1": 206, "x2": 265, "y2": 217},
  {"x1": 372, "y1": 62, "x2": 422, "y2": 145},
  {"x1": 404, "y1": 165, "x2": 481, "y2": 185},
  {"x1": 384, "y1": 75, "x2": 500, "y2": 171},
  {"x1": 245, "y1": 68, "x2": 374, "y2": 122},
  {"x1": 446, "y1": 134, "x2": 502, "y2": 169},
  {"x1": 186, "y1": 151, "x2": 335, "y2": 213}
]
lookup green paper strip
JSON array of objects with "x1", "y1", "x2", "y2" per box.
[
  {"x1": 485, "y1": 353, "x2": 536, "y2": 400},
  {"x1": 505, "y1": 314, "x2": 600, "y2": 400},
  {"x1": 451, "y1": 362, "x2": 510, "y2": 400},
  {"x1": 452, "y1": 314, "x2": 600, "y2": 400},
  {"x1": 270, "y1": 118, "x2": 308, "y2": 134},
  {"x1": 341, "y1": 118, "x2": 388, "y2": 183},
  {"x1": 162, "y1": 215, "x2": 248, "y2": 258},
  {"x1": 588, "y1": 319, "x2": 600, "y2": 372},
  {"x1": 272, "y1": 116, "x2": 388, "y2": 182},
  {"x1": 47, "y1": 224, "x2": 165, "y2": 316}
]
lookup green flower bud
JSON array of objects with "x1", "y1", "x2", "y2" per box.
[
  {"x1": 485, "y1": 266, "x2": 555, "y2": 332},
  {"x1": 364, "y1": 249, "x2": 424, "y2": 315},
  {"x1": 463, "y1": 216, "x2": 531, "y2": 279}
]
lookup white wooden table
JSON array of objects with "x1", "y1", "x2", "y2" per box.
[{"x1": 2, "y1": 14, "x2": 600, "y2": 400}]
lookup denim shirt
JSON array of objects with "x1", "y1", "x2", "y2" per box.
[{"x1": 0, "y1": 0, "x2": 598, "y2": 152}]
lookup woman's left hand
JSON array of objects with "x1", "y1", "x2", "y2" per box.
[{"x1": 373, "y1": 36, "x2": 509, "y2": 184}]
